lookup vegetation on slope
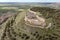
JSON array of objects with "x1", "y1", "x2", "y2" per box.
[{"x1": 0, "y1": 7, "x2": 60, "y2": 40}]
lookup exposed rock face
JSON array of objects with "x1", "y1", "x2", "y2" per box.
[
  {"x1": 26, "y1": 12, "x2": 36, "y2": 19},
  {"x1": 24, "y1": 10, "x2": 46, "y2": 28}
]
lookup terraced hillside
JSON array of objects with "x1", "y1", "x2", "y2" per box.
[{"x1": 0, "y1": 7, "x2": 60, "y2": 40}]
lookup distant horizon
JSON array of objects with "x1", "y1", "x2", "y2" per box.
[
  {"x1": 0, "y1": 0, "x2": 60, "y2": 2},
  {"x1": 0, "y1": 2, "x2": 58, "y2": 4},
  {"x1": 0, "y1": 2, "x2": 58, "y2": 3}
]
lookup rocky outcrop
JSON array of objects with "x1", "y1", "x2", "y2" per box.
[
  {"x1": 24, "y1": 10, "x2": 46, "y2": 28},
  {"x1": 0, "y1": 13, "x2": 15, "y2": 25}
]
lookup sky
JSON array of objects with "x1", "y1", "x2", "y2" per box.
[{"x1": 0, "y1": 0, "x2": 60, "y2": 2}]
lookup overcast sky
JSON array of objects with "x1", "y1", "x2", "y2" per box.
[{"x1": 0, "y1": 0, "x2": 60, "y2": 2}]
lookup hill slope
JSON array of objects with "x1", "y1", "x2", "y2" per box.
[{"x1": 0, "y1": 7, "x2": 60, "y2": 40}]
